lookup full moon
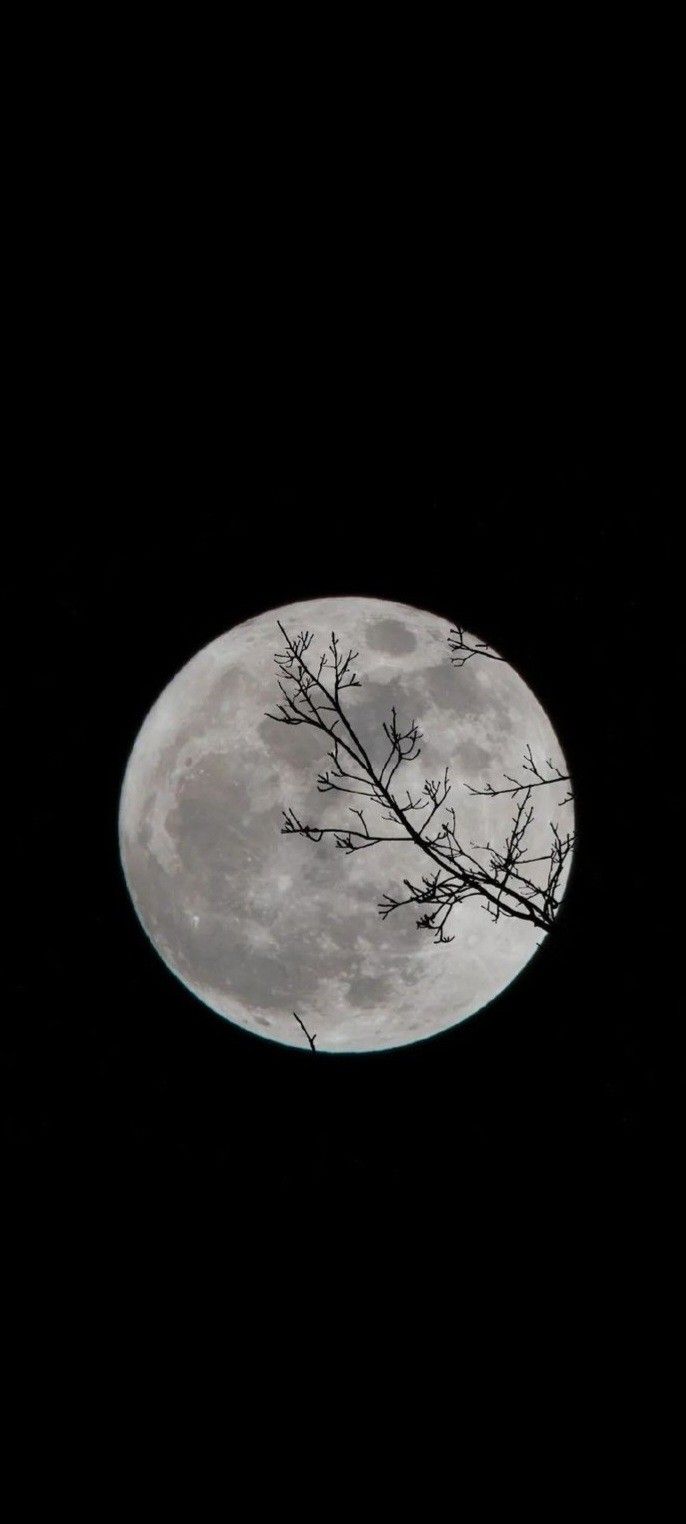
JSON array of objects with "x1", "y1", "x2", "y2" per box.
[{"x1": 119, "y1": 598, "x2": 573, "y2": 1052}]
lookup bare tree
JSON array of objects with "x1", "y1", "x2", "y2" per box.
[{"x1": 267, "y1": 621, "x2": 574, "y2": 945}]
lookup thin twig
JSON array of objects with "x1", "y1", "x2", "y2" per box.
[
  {"x1": 447, "y1": 626, "x2": 505, "y2": 667},
  {"x1": 464, "y1": 743, "x2": 573, "y2": 801},
  {"x1": 292, "y1": 1011, "x2": 317, "y2": 1052}
]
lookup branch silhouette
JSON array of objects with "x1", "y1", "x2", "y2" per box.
[
  {"x1": 267, "y1": 622, "x2": 573, "y2": 944},
  {"x1": 448, "y1": 626, "x2": 505, "y2": 667},
  {"x1": 292, "y1": 1011, "x2": 317, "y2": 1051},
  {"x1": 464, "y1": 742, "x2": 573, "y2": 806}
]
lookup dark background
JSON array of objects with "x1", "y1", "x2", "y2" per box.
[
  {"x1": 2, "y1": 37, "x2": 682, "y2": 1498},
  {"x1": 2, "y1": 25, "x2": 680, "y2": 1482},
  {"x1": 5, "y1": 103, "x2": 677, "y2": 1309},
  {"x1": 7, "y1": 440, "x2": 670, "y2": 1301}
]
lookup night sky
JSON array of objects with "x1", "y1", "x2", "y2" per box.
[{"x1": 9, "y1": 449, "x2": 671, "y2": 1301}]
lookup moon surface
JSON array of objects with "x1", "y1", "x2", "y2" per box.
[{"x1": 119, "y1": 598, "x2": 573, "y2": 1052}]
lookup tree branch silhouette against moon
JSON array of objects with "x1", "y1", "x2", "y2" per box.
[
  {"x1": 119, "y1": 598, "x2": 574, "y2": 1052},
  {"x1": 267, "y1": 620, "x2": 573, "y2": 944}
]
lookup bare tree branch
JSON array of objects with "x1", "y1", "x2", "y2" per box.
[
  {"x1": 464, "y1": 743, "x2": 573, "y2": 803},
  {"x1": 267, "y1": 623, "x2": 574, "y2": 943},
  {"x1": 292, "y1": 1011, "x2": 317, "y2": 1052},
  {"x1": 448, "y1": 626, "x2": 505, "y2": 667}
]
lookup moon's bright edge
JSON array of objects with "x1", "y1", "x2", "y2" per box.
[{"x1": 118, "y1": 597, "x2": 573, "y2": 1052}]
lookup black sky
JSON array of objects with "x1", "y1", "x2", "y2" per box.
[
  {"x1": 7, "y1": 432, "x2": 671, "y2": 1304},
  {"x1": 5, "y1": 112, "x2": 679, "y2": 1334}
]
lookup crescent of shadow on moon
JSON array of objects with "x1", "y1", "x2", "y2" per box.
[{"x1": 119, "y1": 597, "x2": 574, "y2": 1052}]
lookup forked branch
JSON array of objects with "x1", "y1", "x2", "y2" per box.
[
  {"x1": 292, "y1": 1011, "x2": 317, "y2": 1052},
  {"x1": 465, "y1": 743, "x2": 573, "y2": 804},
  {"x1": 268, "y1": 622, "x2": 573, "y2": 943},
  {"x1": 448, "y1": 626, "x2": 505, "y2": 667}
]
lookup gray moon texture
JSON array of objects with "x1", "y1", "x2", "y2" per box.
[{"x1": 119, "y1": 597, "x2": 573, "y2": 1052}]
